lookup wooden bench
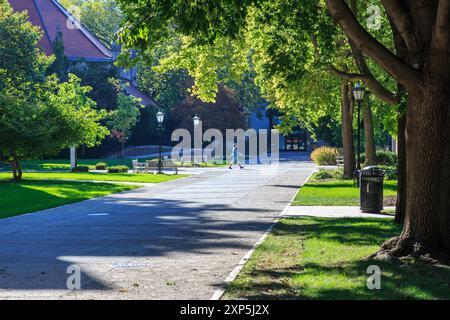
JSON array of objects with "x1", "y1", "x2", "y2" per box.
[
  {"x1": 163, "y1": 160, "x2": 179, "y2": 174},
  {"x1": 145, "y1": 160, "x2": 178, "y2": 174}
]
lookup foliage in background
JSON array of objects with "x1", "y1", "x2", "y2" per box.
[
  {"x1": 170, "y1": 84, "x2": 246, "y2": 134},
  {"x1": 360, "y1": 150, "x2": 398, "y2": 167}
]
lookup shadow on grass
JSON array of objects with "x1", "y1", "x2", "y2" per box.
[{"x1": 225, "y1": 218, "x2": 450, "y2": 300}]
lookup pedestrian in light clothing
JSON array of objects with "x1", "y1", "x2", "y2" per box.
[{"x1": 229, "y1": 143, "x2": 244, "y2": 169}]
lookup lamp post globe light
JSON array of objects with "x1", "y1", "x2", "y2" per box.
[
  {"x1": 156, "y1": 111, "x2": 165, "y2": 124},
  {"x1": 193, "y1": 115, "x2": 200, "y2": 127},
  {"x1": 156, "y1": 111, "x2": 164, "y2": 174},
  {"x1": 192, "y1": 115, "x2": 200, "y2": 165},
  {"x1": 352, "y1": 82, "x2": 365, "y2": 184}
]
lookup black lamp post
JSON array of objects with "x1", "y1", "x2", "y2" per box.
[
  {"x1": 192, "y1": 115, "x2": 200, "y2": 165},
  {"x1": 156, "y1": 111, "x2": 165, "y2": 174},
  {"x1": 352, "y1": 82, "x2": 365, "y2": 179}
]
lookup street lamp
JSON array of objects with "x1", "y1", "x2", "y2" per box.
[
  {"x1": 193, "y1": 115, "x2": 200, "y2": 127},
  {"x1": 192, "y1": 115, "x2": 200, "y2": 165},
  {"x1": 352, "y1": 82, "x2": 365, "y2": 179},
  {"x1": 156, "y1": 111, "x2": 164, "y2": 174}
]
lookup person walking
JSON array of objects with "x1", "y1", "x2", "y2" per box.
[{"x1": 229, "y1": 143, "x2": 244, "y2": 169}]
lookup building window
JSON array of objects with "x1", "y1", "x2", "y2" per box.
[{"x1": 284, "y1": 129, "x2": 307, "y2": 151}]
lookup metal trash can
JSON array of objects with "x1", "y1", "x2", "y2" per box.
[{"x1": 360, "y1": 166, "x2": 385, "y2": 213}]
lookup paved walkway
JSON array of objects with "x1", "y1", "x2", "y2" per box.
[
  {"x1": 0, "y1": 159, "x2": 315, "y2": 299},
  {"x1": 283, "y1": 205, "x2": 395, "y2": 219}
]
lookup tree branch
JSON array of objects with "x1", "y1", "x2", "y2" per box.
[
  {"x1": 380, "y1": 0, "x2": 421, "y2": 62},
  {"x1": 434, "y1": 0, "x2": 450, "y2": 47},
  {"x1": 326, "y1": 0, "x2": 422, "y2": 89},
  {"x1": 348, "y1": 41, "x2": 400, "y2": 105},
  {"x1": 328, "y1": 66, "x2": 367, "y2": 81}
]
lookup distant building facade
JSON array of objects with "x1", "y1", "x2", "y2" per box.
[
  {"x1": 8, "y1": 0, "x2": 157, "y2": 107},
  {"x1": 248, "y1": 105, "x2": 313, "y2": 152}
]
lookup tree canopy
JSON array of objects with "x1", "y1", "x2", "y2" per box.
[{"x1": 0, "y1": 1, "x2": 109, "y2": 180}]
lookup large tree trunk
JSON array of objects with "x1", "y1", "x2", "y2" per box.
[
  {"x1": 362, "y1": 99, "x2": 376, "y2": 165},
  {"x1": 10, "y1": 159, "x2": 17, "y2": 181},
  {"x1": 395, "y1": 113, "x2": 407, "y2": 224},
  {"x1": 15, "y1": 157, "x2": 22, "y2": 181},
  {"x1": 341, "y1": 81, "x2": 356, "y2": 179},
  {"x1": 10, "y1": 154, "x2": 22, "y2": 181},
  {"x1": 326, "y1": 0, "x2": 450, "y2": 259},
  {"x1": 381, "y1": 88, "x2": 450, "y2": 257}
]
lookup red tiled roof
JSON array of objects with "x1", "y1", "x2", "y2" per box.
[
  {"x1": 8, "y1": 0, "x2": 53, "y2": 55},
  {"x1": 8, "y1": 0, "x2": 112, "y2": 61}
]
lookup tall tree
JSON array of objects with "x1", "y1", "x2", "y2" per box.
[
  {"x1": 326, "y1": 0, "x2": 450, "y2": 258},
  {"x1": 117, "y1": 0, "x2": 450, "y2": 257},
  {"x1": 341, "y1": 81, "x2": 356, "y2": 178},
  {"x1": 363, "y1": 96, "x2": 377, "y2": 165}
]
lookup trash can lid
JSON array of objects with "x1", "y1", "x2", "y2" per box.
[{"x1": 360, "y1": 166, "x2": 385, "y2": 176}]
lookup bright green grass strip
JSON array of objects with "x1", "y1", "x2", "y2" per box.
[
  {"x1": 0, "y1": 172, "x2": 188, "y2": 183},
  {"x1": 292, "y1": 180, "x2": 397, "y2": 206},
  {"x1": 0, "y1": 180, "x2": 139, "y2": 219},
  {"x1": 223, "y1": 217, "x2": 450, "y2": 300}
]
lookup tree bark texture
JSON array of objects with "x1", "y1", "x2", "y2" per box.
[
  {"x1": 341, "y1": 81, "x2": 356, "y2": 179},
  {"x1": 363, "y1": 99, "x2": 376, "y2": 166}
]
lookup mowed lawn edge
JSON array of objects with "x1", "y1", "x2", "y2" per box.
[
  {"x1": 0, "y1": 179, "x2": 141, "y2": 219},
  {"x1": 223, "y1": 217, "x2": 450, "y2": 300},
  {"x1": 292, "y1": 179, "x2": 397, "y2": 206},
  {"x1": 0, "y1": 172, "x2": 189, "y2": 183}
]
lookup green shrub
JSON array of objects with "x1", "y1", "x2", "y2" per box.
[
  {"x1": 311, "y1": 146, "x2": 340, "y2": 165},
  {"x1": 376, "y1": 150, "x2": 398, "y2": 166},
  {"x1": 108, "y1": 165, "x2": 129, "y2": 173},
  {"x1": 315, "y1": 170, "x2": 334, "y2": 180},
  {"x1": 95, "y1": 162, "x2": 108, "y2": 170},
  {"x1": 360, "y1": 150, "x2": 398, "y2": 166},
  {"x1": 314, "y1": 169, "x2": 344, "y2": 180},
  {"x1": 71, "y1": 165, "x2": 89, "y2": 173},
  {"x1": 380, "y1": 165, "x2": 398, "y2": 180}
]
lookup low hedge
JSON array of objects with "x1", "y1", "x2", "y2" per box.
[
  {"x1": 71, "y1": 165, "x2": 89, "y2": 173},
  {"x1": 314, "y1": 169, "x2": 344, "y2": 180},
  {"x1": 95, "y1": 162, "x2": 108, "y2": 170},
  {"x1": 108, "y1": 165, "x2": 129, "y2": 173}
]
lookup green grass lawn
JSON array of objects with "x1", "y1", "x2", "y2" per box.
[
  {"x1": 0, "y1": 172, "x2": 188, "y2": 183},
  {"x1": 0, "y1": 180, "x2": 140, "y2": 219},
  {"x1": 292, "y1": 179, "x2": 397, "y2": 206},
  {"x1": 223, "y1": 217, "x2": 450, "y2": 300}
]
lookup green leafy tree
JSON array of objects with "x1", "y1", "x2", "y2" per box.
[
  {"x1": 0, "y1": 75, "x2": 109, "y2": 181},
  {"x1": 0, "y1": 2, "x2": 108, "y2": 181},
  {"x1": 107, "y1": 91, "x2": 143, "y2": 159},
  {"x1": 117, "y1": 0, "x2": 450, "y2": 257}
]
